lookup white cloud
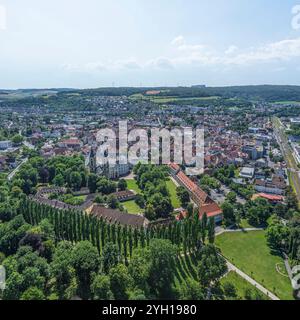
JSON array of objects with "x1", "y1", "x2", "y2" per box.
[
  {"x1": 146, "y1": 57, "x2": 174, "y2": 69},
  {"x1": 170, "y1": 36, "x2": 300, "y2": 66},
  {"x1": 171, "y1": 35, "x2": 185, "y2": 46},
  {"x1": 62, "y1": 36, "x2": 300, "y2": 74},
  {"x1": 225, "y1": 45, "x2": 238, "y2": 55}
]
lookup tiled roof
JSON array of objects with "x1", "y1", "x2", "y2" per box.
[
  {"x1": 91, "y1": 205, "x2": 149, "y2": 228},
  {"x1": 198, "y1": 202, "x2": 223, "y2": 218}
]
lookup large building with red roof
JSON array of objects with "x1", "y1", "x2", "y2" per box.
[{"x1": 168, "y1": 163, "x2": 223, "y2": 223}]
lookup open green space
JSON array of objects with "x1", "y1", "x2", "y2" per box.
[
  {"x1": 166, "y1": 179, "x2": 181, "y2": 209},
  {"x1": 126, "y1": 179, "x2": 142, "y2": 194},
  {"x1": 215, "y1": 230, "x2": 293, "y2": 300},
  {"x1": 122, "y1": 200, "x2": 143, "y2": 214},
  {"x1": 129, "y1": 94, "x2": 220, "y2": 104},
  {"x1": 274, "y1": 101, "x2": 300, "y2": 105},
  {"x1": 220, "y1": 271, "x2": 269, "y2": 300}
]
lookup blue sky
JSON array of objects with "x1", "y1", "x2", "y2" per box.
[{"x1": 1, "y1": 0, "x2": 300, "y2": 88}]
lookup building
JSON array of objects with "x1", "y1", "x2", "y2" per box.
[
  {"x1": 111, "y1": 190, "x2": 136, "y2": 202},
  {"x1": 242, "y1": 145, "x2": 264, "y2": 160},
  {"x1": 252, "y1": 193, "x2": 284, "y2": 204},
  {"x1": 169, "y1": 163, "x2": 223, "y2": 223},
  {"x1": 88, "y1": 147, "x2": 131, "y2": 179},
  {"x1": 91, "y1": 205, "x2": 149, "y2": 228},
  {"x1": 239, "y1": 167, "x2": 255, "y2": 179},
  {"x1": 254, "y1": 175, "x2": 286, "y2": 195},
  {"x1": 0, "y1": 140, "x2": 12, "y2": 150},
  {"x1": 57, "y1": 138, "x2": 82, "y2": 150}
]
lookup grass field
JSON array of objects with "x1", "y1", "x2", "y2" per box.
[
  {"x1": 126, "y1": 179, "x2": 142, "y2": 194},
  {"x1": 166, "y1": 179, "x2": 181, "y2": 208},
  {"x1": 173, "y1": 255, "x2": 264, "y2": 300},
  {"x1": 122, "y1": 200, "x2": 143, "y2": 214},
  {"x1": 129, "y1": 94, "x2": 220, "y2": 104},
  {"x1": 215, "y1": 231, "x2": 293, "y2": 300},
  {"x1": 220, "y1": 271, "x2": 269, "y2": 300},
  {"x1": 274, "y1": 101, "x2": 300, "y2": 105}
]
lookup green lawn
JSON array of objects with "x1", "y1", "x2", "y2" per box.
[
  {"x1": 239, "y1": 219, "x2": 254, "y2": 229},
  {"x1": 129, "y1": 94, "x2": 220, "y2": 104},
  {"x1": 166, "y1": 179, "x2": 181, "y2": 208},
  {"x1": 122, "y1": 200, "x2": 143, "y2": 214},
  {"x1": 274, "y1": 101, "x2": 300, "y2": 105},
  {"x1": 173, "y1": 255, "x2": 268, "y2": 300},
  {"x1": 126, "y1": 179, "x2": 142, "y2": 194},
  {"x1": 220, "y1": 271, "x2": 269, "y2": 300},
  {"x1": 215, "y1": 231, "x2": 293, "y2": 300}
]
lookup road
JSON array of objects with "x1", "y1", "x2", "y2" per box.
[
  {"x1": 7, "y1": 157, "x2": 28, "y2": 181},
  {"x1": 272, "y1": 117, "x2": 300, "y2": 203},
  {"x1": 224, "y1": 258, "x2": 280, "y2": 300}
]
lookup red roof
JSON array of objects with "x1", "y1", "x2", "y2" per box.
[
  {"x1": 62, "y1": 138, "x2": 81, "y2": 145},
  {"x1": 256, "y1": 193, "x2": 284, "y2": 201},
  {"x1": 168, "y1": 162, "x2": 180, "y2": 171},
  {"x1": 198, "y1": 202, "x2": 222, "y2": 218}
]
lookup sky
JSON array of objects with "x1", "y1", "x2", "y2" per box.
[{"x1": 1, "y1": 0, "x2": 300, "y2": 89}]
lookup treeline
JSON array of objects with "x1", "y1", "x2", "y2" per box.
[
  {"x1": 19, "y1": 198, "x2": 216, "y2": 257},
  {"x1": 133, "y1": 164, "x2": 174, "y2": 220},
  {"x1": 12, "y1": 155, "x2": 88, "y2": 195},
  {"x1": 157, "y1": 85, "x2": 300, "y2": 102}
]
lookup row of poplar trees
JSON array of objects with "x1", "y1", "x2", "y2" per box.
[{"x1": 19, "y1": 198, "x2": 215, "y2": 260}]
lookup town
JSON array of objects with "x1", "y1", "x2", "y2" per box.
[{"x1": 0, "y1": 85, "x2": 299, "y2": 301}]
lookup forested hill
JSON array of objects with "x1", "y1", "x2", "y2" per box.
[{"x1": 2, "y1": 85, "x2": 300, "y2": 104}]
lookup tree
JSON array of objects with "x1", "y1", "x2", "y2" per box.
[
  {"x1": 128, "y1": 249, "x2": 150, "y2": 295},
  {"x1": 186, "y1": 203, "x2": 194, "y2": 218},
  {"x1": 102, "y1": 242, "x2": 119, "y2": 274},
  {"x1": 226, "y1": 191, "x2": 237, "y2": 204},
  {"x1": 144, "y1": 204, "x2": 156, "y2": 221},
  {"x1": 50, "y1": 241, "x2": 78, "y2": 300},
  {"x1": 53, "y1": 174, "x2": 64, "y2": 187},
  {"x1": 197, "y1": 245, "x2": 227, "y2": 288},
  {"x1": 88, "y1": 174, "x2": 98, "y2": 193},
  {"x1": 91, "y1": 274, "x2": 114, "y2": 300},
  {"x1": 69, "y1": 172, "x2": 82, "y2": 191},
  {"x1": 21, "y1": 287, "x2": 45, "y2": 300},
  {"x1": 207, "y1": 217, "x2": 215, "y2": 244},
  {"x1": 266, "y1": 217, "x2": 290, "y2": 250},
  {"x1": 286, "y1": 186, "x2": 298, "y2": 210},
  {"x1": 109, "y1": 264, "x2": 133, "y2": 300},
  {"x1": 179, "y1": 279, "x2": 205, "y2": 300},
  {"x1": 176, "y1": 186, "x2": 190, "y2": 208},
  {"x1": 2, "y1": 272, "x2": 24, "y2": 300},
  {"x1": 147, "y1": 239, "x2": 177, "y2": 299},
  {"x1": 107, "y1": 195, "x2": 119, "y2": 209},
  {"x1": 12, "y1": 134, "x2": 24, "y2": 145},
  {"x1": 71, "y1": 241, "x2": 100, "y2": 299},
  {"x1": 221, "y1": 202, "x2": 236, "y2": 227},
  {"x1": 223, "y1": 282, "x2": 237, "y2": 299},
  {"x1": 118, "y1": 179, "x2": 127, "y2": 191}
]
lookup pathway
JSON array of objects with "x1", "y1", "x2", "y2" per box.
[{"x1": 224, "y1": 258, "x2": 280, "y2": 300}]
